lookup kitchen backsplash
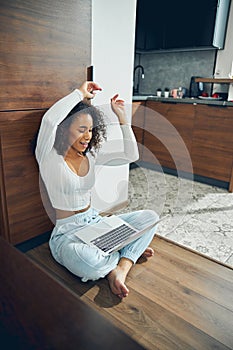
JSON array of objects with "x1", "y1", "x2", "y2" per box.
[{"x1": 134, "y1": 50, "x2": 219, "y2": 96}]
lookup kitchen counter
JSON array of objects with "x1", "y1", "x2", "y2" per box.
[
  {"x1": 132, "y1": 97, "x2": 233, "y2": 192},
  {"x1": 133, "y1": 95, "x2": 233, "y2": 107}
]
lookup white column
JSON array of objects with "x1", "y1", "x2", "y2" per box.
[{"x1": 91, "y1": 0, "x2": 137, "y2": 211}]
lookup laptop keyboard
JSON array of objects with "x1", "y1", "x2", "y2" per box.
[{"x1": 90, "y1": 223, "x2": 137, "y2": 253}]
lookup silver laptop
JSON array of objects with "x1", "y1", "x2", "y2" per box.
[{"x1": 75, "y1": 213, "x2": 167, "y2": 255}]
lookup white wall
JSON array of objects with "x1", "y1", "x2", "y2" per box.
[
  {"x1": 214, "y1": 0, "x2": 233, "y2": 99},
  {"x1": 91, "y1": 0, "x2": 137, "y2": 211}
]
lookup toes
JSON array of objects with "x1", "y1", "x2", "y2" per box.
[
  {"x1": 142, "y1": 247, "x2": 154, "y2": 258},
  {"x1": 112, "y1": 282, "x2": 129, "y2": 298},
  {"x1": 118, "y1": 289, "x2": 129, "y2": 298}
]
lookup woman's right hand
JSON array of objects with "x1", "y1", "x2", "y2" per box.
[
  {"x1": 78, "y1": 81, "x2": 102, "y2": 99},
  {"x1": 110, "y1": 94, "x2": 127, "y2": 125}
]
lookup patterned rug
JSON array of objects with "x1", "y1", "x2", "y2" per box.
[{"x1": 116, "y1": 167, "x2": 233, "y2": 267}]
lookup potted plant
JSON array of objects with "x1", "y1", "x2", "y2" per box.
[
  {"x1": 156, "y1": 88, "x2": 162, "y2": 97},
  {"x1": 164, "y1": 87, "x2": 170, "y2": 98}
]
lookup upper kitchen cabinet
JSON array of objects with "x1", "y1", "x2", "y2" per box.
[{"x1": 135, "y1": 0, "x2": 230, "y2": 52}]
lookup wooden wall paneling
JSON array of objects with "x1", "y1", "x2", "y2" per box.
[
  {"x1": 191, "y1": 105, "x2": 233, "y2": 182},
  {"x1": 0, "y1": 0, "x2": 91, "y2": 110},
  {"x1": 0, "y1": 111, "x2": 54, "y2": 244}
]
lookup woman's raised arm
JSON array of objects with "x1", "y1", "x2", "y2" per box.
[{"x1": 35, "y1": 82, "x2": 102, "y2": 165}]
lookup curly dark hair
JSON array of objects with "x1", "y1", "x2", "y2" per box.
[{"x1": 54, "y1": 101, "x2": 107, "y2": 156}]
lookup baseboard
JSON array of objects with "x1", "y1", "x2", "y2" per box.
[
  {"x1": 130, "y1": 161, "x2": 229, "y2": 190},
  {"x1": 15, "y1": 231, "x2": 51, "y2": 253}
]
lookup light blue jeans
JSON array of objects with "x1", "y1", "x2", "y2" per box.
[{"x1": 49, "y1": 207, "x2": 159, "y2": 282}]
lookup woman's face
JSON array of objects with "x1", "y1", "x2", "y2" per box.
[{"x1": 68, "y1": 113, "x2": 93, "y2": 153}]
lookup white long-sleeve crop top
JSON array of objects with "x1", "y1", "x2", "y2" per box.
[{"x1": 35, "y1": 89, "x2": 139, "y2": 211}]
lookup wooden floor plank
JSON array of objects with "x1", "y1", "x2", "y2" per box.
[
  {"x1": 1, "y1": 237, "x2": 143, "y2": 350},
  {"x1": 81, "y1": 283, "x2": 231, "y2": 350},
  {"x1": 26, "y1": 236, "x2": 233, "y2": 350},
  {"x1": 149, "y1": 239, "x2": 233, "y2": 311},
  {"x1": 128, "y1": 268, "x2": 233, "y2": 348},
  {"x1": 155, "y1": 237, "x2": 233, "y2": 281}
]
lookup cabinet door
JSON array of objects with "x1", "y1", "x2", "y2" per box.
[
  {"x1": 192, "y1": 105, "x2": 233, "y2": 182},
  {"x1": 135, "y1": 0, "x2": 220, "y2": 51},
  {"x1": 135, "y1": 0, "x2": 163, "y2": 51},
  {"x1": 0, "y1": 0, "x2": 91, "y2": 110},
  {"x1": 0, "y1": 111, "x2": 54, "y2": 244},
  {"x1": 132, "y1": 102, "x2": 145, "y2": 160},
  {"x1": 143, "y1": 101, "x2": 194, "y2": 172}
]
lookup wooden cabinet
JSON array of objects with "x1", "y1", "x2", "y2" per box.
[
  {"x1": 131, "y1": 101, "x2": 145, "y2": 161},
  {"x1": 143, "y1": 101, "x2": 195, "y2": 173},
  {"x1": 132, "y1": 100, "x2": 233, "y2": 191},
  {"x1": 0, "y1": 111, "x2": 54, "y2": 244},
  {"x1": 0, "y1": 0, "x2": 91, "y2": 244},
  {"x1": 0, "y1": 0, "x2": 91, "y2": 110},
  {"x1": 135, "y1": 1, "x2": 223, "y2": 52},
  {"x1": 192, "y1": 105, "x2": 233, "y2": 182}
]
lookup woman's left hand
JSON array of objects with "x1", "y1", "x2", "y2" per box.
[
  {"x1": 79, "y1": 81, "x2": 102, "y2": 100},
  {"x1": 110, "y1": 94, "x2": 128, "y2": 125}
]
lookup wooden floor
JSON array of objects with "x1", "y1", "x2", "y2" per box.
[{"x1": 26, "y1": 236, "x2": 233, "y2": 350}]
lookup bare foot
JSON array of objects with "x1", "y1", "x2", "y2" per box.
[
  {"x1": 107, "y1": 266, "x2": 130, "y2": 298},
  {"x1": 107, "y1": 267, "x2": 129, "y2": 298},
  {"x1": 142, "y1": 247, "x2": 154, "y2": 258}
]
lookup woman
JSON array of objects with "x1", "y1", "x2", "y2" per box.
[{"x1": 36, "y1": 81, "x2": 159, "y2": 298}]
